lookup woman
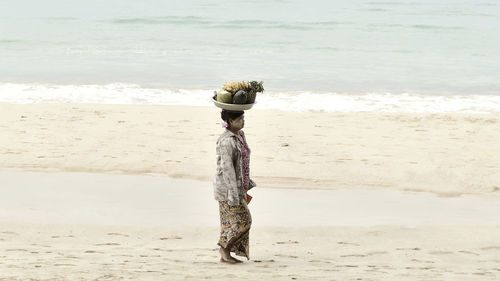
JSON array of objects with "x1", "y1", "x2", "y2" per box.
[{"x1": 214, "y1": 109, "x2": 256, "y2": 263}]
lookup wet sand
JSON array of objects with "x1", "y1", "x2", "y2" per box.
[{"x1": 1, "y1": 171, "x2": 500, "y2": 227}]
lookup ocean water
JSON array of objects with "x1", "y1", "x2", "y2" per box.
[{"x1": 1, "y1": 0, "x2": 499, "y2": 112}]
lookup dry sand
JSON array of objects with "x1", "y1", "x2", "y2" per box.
[
  {"x1": 1, "y1": 103, "x2": 500, "y2": 280},
  {"x1": 1, "y1": 222, "x2": 499, "y2": 281},
  {"x1": 1, "y1": 103, "x2": 500, "y2": 196}
]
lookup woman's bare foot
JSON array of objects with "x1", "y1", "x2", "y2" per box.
[{"x1": 219, "y1": 247, "x2": 237, "y2": 264}]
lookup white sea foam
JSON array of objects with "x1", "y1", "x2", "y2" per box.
[{"x1": 1, "y1": 83, "x2": 500, "y2": 114}]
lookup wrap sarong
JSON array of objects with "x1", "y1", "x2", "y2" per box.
[{"x1": 217, "y1": 201, "x2": 252, "y2": 259}]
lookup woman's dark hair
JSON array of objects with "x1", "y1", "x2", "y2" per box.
[{"x1": 221, "y1": 110, "x2": 244, "y2": 127}]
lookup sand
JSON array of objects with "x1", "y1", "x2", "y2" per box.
[
  {"x1": 1, "y1": 171, "x2": 500, "y2": 227},
  {"x1": 1, "y1": 103, "x2": 500, "y2": 196},
  {"x1": 1, "y1": 103, "x2": 500, "y2": 280},
  {"x1": 1, "y1": 222, "x2": 499, "y2": 281},
  {"x1": 1, "y1": 171, "x2": 499, "y2": 281}
]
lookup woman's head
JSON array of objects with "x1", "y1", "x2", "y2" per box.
[{"x1": 221, "y1": 110, "x2": 245, "y2": 131}]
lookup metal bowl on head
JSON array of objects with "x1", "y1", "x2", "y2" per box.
[{"x1": 212, "y1": 97, "x2": 255, "y2": 111}]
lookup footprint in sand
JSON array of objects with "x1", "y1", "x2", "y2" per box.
[
  {"x1": 54, "y1": 264, "x2": 76, "y2": 267},
  {"x1": 30, "y1": 244, "x2": 51, "y2": 248},
  {"x1": 276, "y1": 240, "x2": 299, "y2": 245},
  {"x1": 472, "y1": 271, "x2": 494, "y2": 276},
  {"x1": 411, "y1": 259, "x2": 435, "y2": 264},
  {"x1": 163, "y1": 258, "x2": 182, "y2": 263},
  {"x1": 366, "y1": 251, "x2": 388, "y2": 256},
  {"x1": 159, "y1": 236, "x2": 183, "y2": 240},
  {"x1": 84, "y1": 250, "x2": 105, "y2": 254},
  {"x1": 6, "y1": 249, "x2": 28, "y2": 252},
  {"x1": 396, "y1": 247, "x2": 421, "y2": 251},
  {"x1": 94, "y1": 243, "x2": 120, "y2": 246},
  {"x1": 1, "y1": 232, "x2": 19, "y2": 236},
  {"x1": 63, "y1": 255, "x2": 79, "y2": 259},
  {"x1": 274, "y1": 254, "x2": 298, "y2": 259},
  {"x1": 337, "y1": 241, "x2": 360, "y2": 246},
  {"x1": 309, "y1": 260, "x2": 332, "y2": 264},
  {"x1": 111, "y1": 254, "x2": 134, "y2": 257},
  {"x1": 480, "y1": 246, "x2": 500, "y2": 251},
  {"x1": 196, "y1": 253, "x2": 217, "y2": 258},
  {"x1": 341, "y1": 254, "x2": 366, "y2": 258},
  {"x1": 405, "y1": 266, "x2": 435, "y2": 270},
  {"x1": 193, "y1": 261, "x2": 218, "y2": 265},
  {"x1": 51, "y1": 235, "x2": 73, "y2": 238},
  {"x1": 459, "y1": 250, "x2": 480, "y2": 256},
  {"x1": 253, "y1": 259, "x2": 275, "y2": 263}
]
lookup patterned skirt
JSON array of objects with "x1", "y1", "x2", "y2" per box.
[{"x1": 217, "y1": 200, "x2": 252, "y2": 259}]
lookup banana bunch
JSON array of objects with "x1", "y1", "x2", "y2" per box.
[{"x1": 222, "y1": 81, "x2": 251, "y2": 94}]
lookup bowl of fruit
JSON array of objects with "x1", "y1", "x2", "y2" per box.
[{"x1": 212, "y1": 81, "x2": 264, "y2": 111}]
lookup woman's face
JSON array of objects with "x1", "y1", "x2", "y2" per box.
[{"x1": 230, "y1": 115, "x2": 245, "y2": 130}]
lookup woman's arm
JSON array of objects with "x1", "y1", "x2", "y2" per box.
[{"x1": 219, "y1": 138, "x2": 240, "y2": 206}]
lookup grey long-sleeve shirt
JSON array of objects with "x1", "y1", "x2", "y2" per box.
[{"x1": 213, "y1": 129, "x2": 256, "y2": 206}]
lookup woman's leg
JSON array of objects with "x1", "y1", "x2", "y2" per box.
[{"x1": 219, "y1": 247, "x2": 238, "y2": 263}]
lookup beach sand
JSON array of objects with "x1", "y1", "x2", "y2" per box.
[
  {"x1": 1, "y1": 103, "x2": 500, "y2": 280},
  {"x1": 1, "y1": 222, "x2": 499, "y2": 281},
  {"x1": 1, "y1": 171, "x2": 499, "y2": 281},
  {"x1": 1, "y1": 103, "x2": 499, "y2": 196}
]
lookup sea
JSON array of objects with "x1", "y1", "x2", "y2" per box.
[{"x1": 1, "y1": 0, "x2": 499, "y2": 113}]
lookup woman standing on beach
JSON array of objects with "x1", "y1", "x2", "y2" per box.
[{"x1": 214, "y1": 109, "x2": 256, "y2": 263}]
